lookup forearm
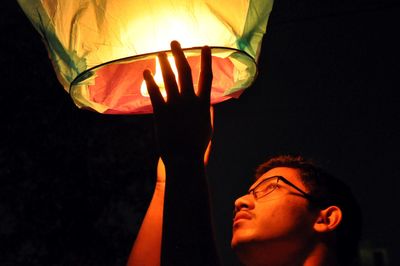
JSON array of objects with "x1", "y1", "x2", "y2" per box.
[
  {"x1": 127, "y1": 158, "x2": 166, "y2": 266},
  {"x1": 161, "y1": 156, "x2": 221, "y2": 266},
  {"x1": 127, "y1": 182, "x2": 164, "y2": 266}
]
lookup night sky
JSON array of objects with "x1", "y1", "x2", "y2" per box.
[{"x1": 2, "y1": 1, "x2": 399, "y2": 266}]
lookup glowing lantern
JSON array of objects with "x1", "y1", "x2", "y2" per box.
[{"x1": 17, "y1": 0, "x2": 274, "y2": 114}]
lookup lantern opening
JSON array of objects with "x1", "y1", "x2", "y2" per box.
[{"x1": 70, "y1": 47, "x2": 257, "y2": 114}]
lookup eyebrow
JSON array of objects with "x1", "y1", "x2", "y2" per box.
[{"x1": 248, "y1": 175, "x2": 277, "y2": 192}]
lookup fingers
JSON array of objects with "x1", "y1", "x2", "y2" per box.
[
  {"x1": 198, "y1": 45, "x2": 212, "y2": 103},
  {"x1": 171, "y1": 40, "x2": 195, "y2": 97},
  {"x1": 144, "y1": 69, "x2": 164, "y2": 111},
  {"x1": 146, "y1": 41, "x2": 212, "y2": 109},
  {"x1": 158, "y1": 52, "x2": 179, "y2": 103}
]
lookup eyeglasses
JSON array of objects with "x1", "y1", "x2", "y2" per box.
[{"x1": 248, "y1": 175, "x2": 316, "y2": 201}]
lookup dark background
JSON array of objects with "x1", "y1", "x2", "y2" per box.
[{"x1": 1, "y1": 1, "x2": 399, "y2": 265}]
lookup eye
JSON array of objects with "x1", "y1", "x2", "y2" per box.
[
  {"x1": 263, "y1": 183, "x2": 278, "y2": 193},
  {"x1": 254, "y1": 181, "x2": 279, "y2": 198}
]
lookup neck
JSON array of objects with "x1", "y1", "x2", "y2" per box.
[
  {"x1": 235, "y1": 241, "x2": 338, "y2": 266},
  {"x1": 303, "y1": 242, "x2": 338, "y2": 266}
]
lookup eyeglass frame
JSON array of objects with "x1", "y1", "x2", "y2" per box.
[{"x1": 248, "y1": 175, "x2": 318, "y2": 202}]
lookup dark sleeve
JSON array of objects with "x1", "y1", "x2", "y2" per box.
[{"x1": 161, "y1": 156, "x2": 221, "y2": 266}]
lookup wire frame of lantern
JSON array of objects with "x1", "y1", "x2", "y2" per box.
[{"x1": 17, "y1": 0, "x2": 274, "y2": 114}]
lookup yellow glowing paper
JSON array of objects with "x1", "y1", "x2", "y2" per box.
[{"x1": 17, "y1": 0, "x2": 274, "y2": 114}]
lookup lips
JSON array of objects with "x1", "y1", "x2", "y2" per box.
[{"x1": 233, "y1": 211, "x2": 252, "y2": 223}]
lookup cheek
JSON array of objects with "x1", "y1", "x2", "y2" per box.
[{"x1": 255, "y1": 201, "x2": 312, "y2": 239}]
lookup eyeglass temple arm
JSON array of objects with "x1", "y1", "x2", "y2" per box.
[{"x1": 278, "y1": 176, "x2": 316, "y2": 201}]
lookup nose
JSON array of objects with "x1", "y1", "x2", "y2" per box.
[{"x1": 234, "y1": 193, "x2": 255, "y2": 214}]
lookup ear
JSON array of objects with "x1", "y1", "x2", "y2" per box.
[{"x1": 313, "y1": 206, "x2": 342, "y2": 233}]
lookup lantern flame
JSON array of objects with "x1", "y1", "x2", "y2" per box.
[{"x1": 141, "y1": 56, "x2": 179, "y2": 98}]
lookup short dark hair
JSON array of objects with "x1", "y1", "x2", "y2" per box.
[{"x1": 255, "y1": 154, "x2": 363, "y2": 266}]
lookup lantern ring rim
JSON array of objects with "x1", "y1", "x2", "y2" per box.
[{"x1": 68, "y1": 46, "x2": 256, "y2": 92}]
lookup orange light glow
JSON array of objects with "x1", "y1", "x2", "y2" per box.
[{"x1": 140, "y1": 56, "x2": 179, "y2": 98}]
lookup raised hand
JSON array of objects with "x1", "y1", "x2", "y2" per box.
[
  {"x1": 144, "y1": 40, "x2": 213, "y2": 165},
  {"x1": 141, "y1": 41, "x2": 221, "y2": 265}
]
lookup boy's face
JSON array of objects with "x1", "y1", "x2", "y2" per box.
[{"x1": 231, "y1": 167, "x2": 318, "y2": 256}]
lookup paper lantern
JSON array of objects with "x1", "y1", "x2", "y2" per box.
[{"x1": 17, "y1": 0, "x2": 274, "y2": 114}]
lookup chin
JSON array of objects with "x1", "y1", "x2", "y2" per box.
[
  {"x1": 231, "y1": 231, "x2": 255, "y2": 250},
  {"x1": 231, "y1": 237, "x2": 259, "y2": 266}
]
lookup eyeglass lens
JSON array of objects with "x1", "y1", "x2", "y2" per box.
[{"x1": 251, "y1": 176, "x2": 280, "y2": 199}]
